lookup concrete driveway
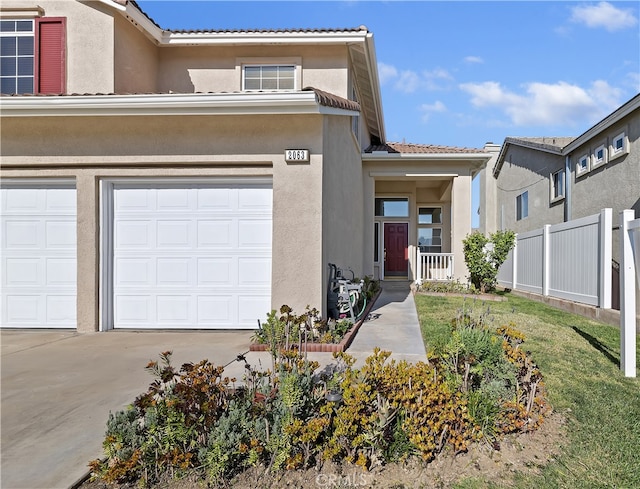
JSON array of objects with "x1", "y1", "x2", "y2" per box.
[{"x1": 1, "y1": 329, "x2": 253, "y2": 489}]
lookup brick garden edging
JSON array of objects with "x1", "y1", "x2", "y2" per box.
[{"x1": 249, "y1": 289, "x2": 382, "y2": 353}]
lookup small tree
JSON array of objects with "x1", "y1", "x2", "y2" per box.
[{"x1": 463, "y1": 230, "x2": 515, "y2": 293}]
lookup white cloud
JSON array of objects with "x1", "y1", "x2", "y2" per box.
[
  {"x1": 396, "y1": 70, "x2": 422, "y2": 93},
  {"x1": 377, "y1": 63, "x2": 453, "y2": 93},
  {"x1": 464, "y1": 56, "x2": 484, "y2": 64},
  {"x1": 378, "y1": 62, "x2": 398, "y2": 85},
  {"x1": 420, "y1": 100, "x2": 447, "y2": 122},
  {"x1": 459, "y1": 80, "x2": 623, "y2": 127},
  {"x1": 570, "y1": 2, "x2": 638, "y2": 32}
]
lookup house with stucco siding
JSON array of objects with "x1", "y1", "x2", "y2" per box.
[{"x1": 0, "y1": 0, "x2": 494, "y2": 331}]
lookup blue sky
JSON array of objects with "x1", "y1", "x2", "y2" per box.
[{"x1": 136, "y1": 0, "x2": 639, "y2": 224}]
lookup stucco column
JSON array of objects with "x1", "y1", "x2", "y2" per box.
[
  {"x1": 362, "y1": 171, "x2": 375, "y2": 277},
  {"x1": 451, "y1": 174, "x2": 472, "y2": 283},
  {"x1": 76, "y1": 173, "x2": 100, "y2": 333}
]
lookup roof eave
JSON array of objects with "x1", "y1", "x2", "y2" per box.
[
  {"x1": 363, "y1": 152, "x2": 491, "y2": 162},
  {"x1": 562, "y1": 93, "x2": 640, "y2": 154},
  {"x1": 0, "y1": 92, "x2": 358, "y2": 117}
]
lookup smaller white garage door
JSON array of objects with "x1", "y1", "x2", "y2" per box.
[
  {"x1": 112, "y1": 182, "x2": 272, "y2": 329},
  {"x1": 1, "y1": 185, "x2": 77, "y2": 328}
]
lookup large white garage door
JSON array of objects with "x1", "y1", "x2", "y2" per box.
[
  {"x1": 113, "y1": 183, "x2": 272, "y2": 329},
  {"x1": 1, "y1": 185, "x2": 77, "y2": 328}
]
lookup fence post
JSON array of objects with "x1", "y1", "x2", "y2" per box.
[
  {"x1": 416, "y1": 248, "x2": 422, "y2": 283},
  {"x1": 599, "y1": 208, "x2": 612, "y2": 309},
  {"x1": 512, "y1": 234, "x2": 518, "y2": 290},
  {"x1": 620, "y1": 210, "x2": 637, "y2": 378},
  {"x1": 542, "y1": 225, "x2": 550, "y2": 297}
]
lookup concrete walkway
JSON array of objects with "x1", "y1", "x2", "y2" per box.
[{"x1": 0, "y1": 281, "x2": 424, "y2": 489}]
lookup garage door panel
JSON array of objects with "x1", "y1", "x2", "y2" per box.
[
  {"x1": 5, "y1": 295, "x2": 40, "y2": 322},
  {"x1": 197, "y1": 220, "x2": 233, "y2": 247},
  {"x1": 116, "y1": 220, "x2": 152, "y2": 247},
  {"x1": 6, "y1": 258, "x2": 41, "y2": 285},
  {"x1": 157, "y1": 258, "x2": 190, "y2": 286},
  {"x1": 115, "y1": 295, "x2": 152, "y2": 324},
  {"x1": 156, "y1": 220, "x2": 191, "y2": 248},
  {"x1": 238, "y1": 258, "x2": 271, "y2": 285},
  {"x1": 45, "y1": 220, "x2": 76, "y2": 247},
  {"x1": 1, "y1": 186, "x2": 77, "y2": 328},
  {"x1": 46, "y1": 295, "x2": 76, "y2": 322},
  {"x1": 46, "y1": 258, "x2": 76, "y2": 285},
  {"x1": 113, "y1": 184, "x2": 272, "y2": 329},
  {"x1": 4, "y1": 220, "x2": 40, "y2": 248},
  {"x1": 157, "y1": 296, "x2": 191, "y2": 323},
  {"x1": 239, "y1": 220, "x2": 271, "y2": 247},
  {"x1": 238, "y1": 294, "x2": 271, "y2": 326}
]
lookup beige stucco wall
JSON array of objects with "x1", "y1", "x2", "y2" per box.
[
  {"x1": 156, "y1": 44, "x2": 349, "y2": 96},
  {"x1": 321, "y1": 115, "x2": 364, "y2": 298},
  {"x1": 114, "y1": 13, "x2": 158, "y2": 93},
  {"x1": 1, "y1": 111, "x2": 333, "y2": 330},
  {"x1": 0, "y1": 0, "x2": 117, "y2": 93}
]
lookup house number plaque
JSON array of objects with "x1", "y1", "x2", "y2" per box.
[{"x1": 284, "y1": 149, "x2": 310, "y2": 163}]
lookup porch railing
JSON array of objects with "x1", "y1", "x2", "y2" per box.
[{"x1": 416, "y1": 252, "x2": 454, "y2": 282}]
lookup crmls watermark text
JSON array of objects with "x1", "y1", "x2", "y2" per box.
[{"x1": 315, "y1": 472, "x2": 371, "y2": 487}]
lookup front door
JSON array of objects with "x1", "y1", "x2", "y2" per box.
[{"x1": 384, "y1": 223, "x2": 408, "y2": 277}]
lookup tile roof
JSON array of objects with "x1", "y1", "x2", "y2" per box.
[
  {"x1": 365, "y1": 142, "x2": 484, "y2": 154},
  {"x1": 303, "y1": 87, "x2": 360, "y2": 112},
  {"x1": 129, "y1": 0, "x2": 367, "y2": 35},
  {"x1": 503, "y1": 136, "x2": 575, "y2": 152}
]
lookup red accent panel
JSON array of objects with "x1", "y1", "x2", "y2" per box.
[{"x1": 35, "y1": 17, "x2": 66, "y2": 94}]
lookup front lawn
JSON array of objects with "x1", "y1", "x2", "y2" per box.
[{"x1": 415, "y1": 293, "x2": 640, "y2": 489}]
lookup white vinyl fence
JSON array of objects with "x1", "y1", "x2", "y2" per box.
[
  {"x1": 620, "y1": 210, "x2": 639, "y2": 378},
  {"x1": 497, "y1": 209, "x2": 612, "y2": 308}
]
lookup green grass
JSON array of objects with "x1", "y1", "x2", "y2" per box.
[{"x1": 415, "y1": 293, "x2": 640, "y2": 489}]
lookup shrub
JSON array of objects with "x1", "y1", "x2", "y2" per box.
[{"x1": 463, "y1": 230, "x2": 515, "y2": 292}]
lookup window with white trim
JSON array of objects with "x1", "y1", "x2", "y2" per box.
[
  {"x1": 516, "y1": 191, "x2": 528, "y2": 221},
  {"x1": 375, "y1": 197, "x2": 408, "y2": 217},
  {"x1": 242, "y1": 65, "x2": 295, "y2": 91},
  {"x1": 418, "y1": 207, "x2": 442, "y2": 253},
  {"x1": 610, "y1": 131, "x2": 627, "y2": 160},
  {"x1": 576, "y1": 154, "x2": 590, "y2": 176},
  {"x1": 550, "y1": 169, "x2": 565, "y2": 202},
  {"x1": 592, "y1": 144, "x2": 607, "y2": 169},
  {"x1": 0, "y1": 19, "x2": 34, "y2": 94}
]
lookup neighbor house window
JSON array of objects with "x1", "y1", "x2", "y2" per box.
[
  {"x1": 576, "y1": 154, "x2": 590, "y2": 177},
  {"x1": 242, "y1": 65, "x2": 295, "y2": 90},
  {"x1": 610, "y1": 132, "x2": 627, "y2": 160},
  {"x1": 375, "y1": 197, "x2": 409, "y2": 217},
  {"x1": 516, "y1": 191, "x2": 528, "y2": 221},
  {"x1": 418, "y1": 207, "x2": 442, "y2": 253},
  {"x1": 0, "y1": 17, "x2": 65, "y2": 94},
  {"x1": 592, "y1": 144, "x2": 607, "y2": 169},
  {"x1": 550, "y1": 169, "x2": 565, "y2": 202}
]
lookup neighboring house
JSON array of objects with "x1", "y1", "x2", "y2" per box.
[
  {"x1": 481, "y1": 94, "x2": 639, "y2": 243},
  {"x1": 0, "y1": 0, "x2": 492, "y2": 332}
]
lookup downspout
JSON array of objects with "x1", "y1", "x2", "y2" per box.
[{"x1": 564, "y1": 155, "x2": 571, "y2": 222}]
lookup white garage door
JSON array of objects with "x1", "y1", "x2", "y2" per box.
[
  {"x1": 113, "y1": 183, "x2": 272, "y2": 329},
  {"x1": 1, "y1": 185, "x2": 77, "y2": 328}
]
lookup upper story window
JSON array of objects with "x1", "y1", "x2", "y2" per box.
[
  {"x1": 592, "y1": 143, "x2": 607, "y2": 169},
  {"x1": 550, "y1": 169, "x2": 565, "y2": 202},
  {"x1": 0, "y1": 17, "x2": 65, "y2": 95},
  {"x1": 610, "y1": 132, "x2": 628, "y2": 160},
  {"x1": 242, "y1": 65, "x2": 295, "y2": 91},
  {"x1": 576, "y1": 153, "x2": 590, "y2": 177},
  {"x1": 0, "y1": 19, "x2": 34, "y2": 94},
  {"x1": 516, "y1": 191, "x2": 528, "y2": 221}
]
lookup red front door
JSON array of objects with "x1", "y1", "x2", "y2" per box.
[{"x1": 384, "y1": 223, "x2": 408, "y2": 277}]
